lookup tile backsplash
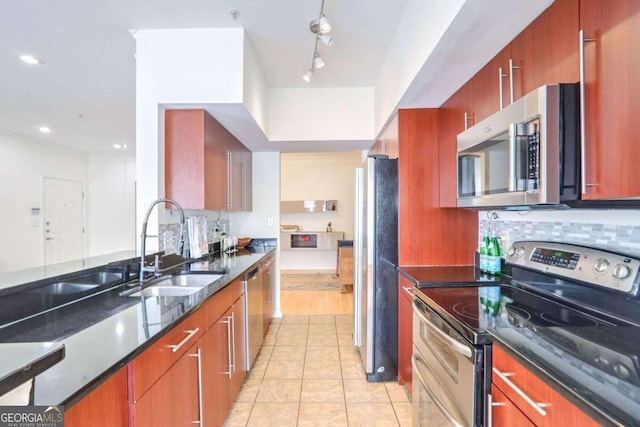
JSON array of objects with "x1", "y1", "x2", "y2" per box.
[
  {"x1": 159, "y1": 218, "x2": 229, "y2": 254},
  {"x1": 479, "y1": 210, "x2": 640, "y2": 257}
]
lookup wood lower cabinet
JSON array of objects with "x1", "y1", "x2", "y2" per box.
[
  {"x1": 489, "y1": 384, "x2": 535, "y2": 427},
  {"x1": 65, "y1": 368, "x2": 129, "y2": 427},
  {"x1": 492, "y1": 345, "x2": 598, "y2": 427},
  {"x1": 129, "y1": 278, "x2": 247, "y2": 427},
  {"x1": 132, "y1": 343, "x2": 201, "y2": 427},
  {"x1": 580, "y1": 0, "x2": 640, "y2": 200},
  {"x1": 199, "y1": 296, "x2": 246, "y2": 427},
  {"x1": 397, "y1": 274, "x2": 413, "y2": 397}
]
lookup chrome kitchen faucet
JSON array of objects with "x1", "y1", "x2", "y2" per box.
[{"x1": 139, "y1": 198, "x2": 185, "y2": 284}]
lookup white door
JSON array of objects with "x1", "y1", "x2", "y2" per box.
[{"x1": 44, "y1": 178, "x2": 84, "y2": 265}]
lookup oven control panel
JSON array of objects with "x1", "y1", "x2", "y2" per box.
[{"x1": 506, "y1": 241, "x2": 640, "y2": 296}]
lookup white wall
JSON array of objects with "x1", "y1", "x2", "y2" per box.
[
  {"x1": 280, "y1": 152, "x2": 362, "y2": 240},
  {"x1": 87, "y1": 153, "x2": 136, "y2": 256},
  {"x1": 269, "y1": 88, "x2": 374, "y2": 142},
  {"x1": 229, "y1": 152, "x2": 282, "y2": 316},
  {"x1": 0, "y1": 132, "x2": 88, "y2": 273},
  {"x1": 135, "y1": 28, "x2": 256, "y2": 244}
]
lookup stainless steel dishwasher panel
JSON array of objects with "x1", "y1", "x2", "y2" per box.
[{"x1": 244, "y1": 265, "x2": 264, "y2": 370}]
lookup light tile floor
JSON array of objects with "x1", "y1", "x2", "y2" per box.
[{"x1": 224, "y1": 315, "x2": 412, "y2": 427}]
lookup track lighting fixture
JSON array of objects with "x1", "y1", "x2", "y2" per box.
[{"x1": 302, "y1": 0, "x2": 334, "y2": 82}]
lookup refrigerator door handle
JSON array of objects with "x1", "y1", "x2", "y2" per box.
[{"x1": 353, "y1": 167, "x2": 364, "y2": 348}]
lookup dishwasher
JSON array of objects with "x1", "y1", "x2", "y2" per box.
[{"x1": 245, "y1": 265, "x2": 264, "y2": 369}]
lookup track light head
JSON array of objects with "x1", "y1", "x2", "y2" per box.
[
  {"x1": 318, "y1": 15, "x2": 332, "y2": 34},
  {"x1": 319, "y1": 34, "x2": 333, "y2": 47},
  {"x1": 314, "y1": 54, "x2": 325, "y2": 69},
  {"x1": 302, "y1": 70, "x2": 313, "y2": 83}
]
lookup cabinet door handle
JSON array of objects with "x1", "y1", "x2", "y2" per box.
[
  {"x1": 169, "y1": 328, "x2": 200, "y2": 353},
  {"x1": 509, "y1": 59, "x2": 521, "y2": 104},
  {"x1": 190, "y1": 349, "x2": 204, "y2": 425},
  {"x1": 492, "y1": 367, "x2": 548, "y2": 416},
  {"x1": 230, "y1": 312, "x2": 236, "y2": 372},
  {"x1": 486, "y1": 393, "x2": 507, "y2": 427},
  {"x1": 226, "y1": 150, "x2": 232, "y2": 210},
  {"x1": 579, "y1": 29, "x2": 597, "y2": 194},
  {"x1": 223, "y1": 316, "x2": 233, "y2": 378},
  {"x1": 498, "y1": 67, "x2": 508, "y2": 110},
  {"x1": 464, "y1": 112, "x2": 474, "y2": 130},
  {"x1": 508, "y1": 122, "x2": 518, "y2": 192}
]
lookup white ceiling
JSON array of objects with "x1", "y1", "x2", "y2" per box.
[{"x1": 0, "y1": 0, "x2": 552, "y2": 153}]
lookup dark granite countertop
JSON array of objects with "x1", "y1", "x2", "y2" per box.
[
  {"x1": 398, "y1": 265, "x2": 508, "y2": 287},
  {"x1": 0, "y1": 249, "x2": 272, "y2": 408},
  {"x1": 0, "y1": 342, "x2": 65, "y2": 397}
]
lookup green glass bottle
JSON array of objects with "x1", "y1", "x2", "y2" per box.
[
  {"x1": 487, "y1": 234, "x2": 501, "y2": 276},
  {"x1": 479, "y1": 234, "x2": 489, "y2": 273}
]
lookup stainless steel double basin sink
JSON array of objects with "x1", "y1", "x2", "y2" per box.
[
  {"x1": 127, "y1": 273, "x2": 224, "y2": 297},
  {"x1": 38, "y1": 271, "x2": 125, "y2": 295}
]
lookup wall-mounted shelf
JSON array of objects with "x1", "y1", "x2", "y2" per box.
[{"x1": 280, "y1": 200, "x2": 337, "y2": 213}]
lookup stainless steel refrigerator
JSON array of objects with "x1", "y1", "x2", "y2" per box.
[{"x1": 353, "y1": 155, "x2": 398, "y2": 382}]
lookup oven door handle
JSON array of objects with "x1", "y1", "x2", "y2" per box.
[
  {"x1": 412, "y1": 300, "x2": 473, "y2": 358},
  {"x1": 412, "y1": 354, "x2": 465, "y2": 427}
]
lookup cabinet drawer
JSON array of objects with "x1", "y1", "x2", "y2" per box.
[
  {"x1": 200, "y1": 277, "x2": 244, "y2": 327},
  {"x1": 129, "y1": 310, "x2": 204, "y2": 401},
  {"x1": 492, "y1": 345, "x2": 598, "y2": 427},
  {"x1": 489, "y1": 383, "x2": 534, "y2": 427}
]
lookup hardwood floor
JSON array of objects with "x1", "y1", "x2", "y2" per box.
[{"x1": 280, "y1": 289, "x2": 353, "y2": 315}]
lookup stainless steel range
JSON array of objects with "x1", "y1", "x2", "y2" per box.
[{"x1": 413, "y1": 241, "x2": 640, "y2": 426}]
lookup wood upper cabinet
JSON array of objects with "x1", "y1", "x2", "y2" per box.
[
  {"x1": 398, "y1": 108, "x2": 478, "y2": 266},
  {"x1": 165, "y1": 109, "x2": 252, "y2": 211},
  {"x1": 492, "y1": 345, "x2": 599, "y2": 427},
  {"x1": 438, "y1": 81, "x2": 473, "y2": 208},
  {"x1": 371, "y1": 114, "x2": 399, "y2": 159},
  {"x1": 510, "y1": 0, "x2": 579, "y2": 99},
  {"x1": 579, "y1": 0, "x2": 640, "y2": 199},
  {"x1": 471, "y1": 45, "x2": 512, "y2": 121},
  {"x1": 65, "y1": 368, "x2": 128, "y2": 427},
  {"x1": 397, "y1": 274, "x2": 413, "y2": 397}
]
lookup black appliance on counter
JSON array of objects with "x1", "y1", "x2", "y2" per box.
[
  {"x1": 245, "y1": 238, "x2": 277, "y2": 253},
  {"x1": 413, "y1": 241, "x2": 640, "y2": 427}
]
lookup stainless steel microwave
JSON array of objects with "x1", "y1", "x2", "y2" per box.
[{"x1": 456, "y1": 84, "x2": 580, "y2": 209}]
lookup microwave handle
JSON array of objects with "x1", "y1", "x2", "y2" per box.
[{"x1": 508, "y1": 122, "x2": 518, "y2": 192}]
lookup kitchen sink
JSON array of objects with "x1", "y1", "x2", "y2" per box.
[
  {"x1": 128, "y1": 285, "x2": 202, "y2": 297},
  {"x1": 67, "y1": 271, "x2": 124, "y2": 285},
  {"x1": 39, "y1": 282, "x2": 100, "y2": 295},
  {"x1": 149, "y1": 274, "x2": 224, "y2": 288},
  {"x1": 125, "y1": 273, "x2": 223, "y2": 298}
]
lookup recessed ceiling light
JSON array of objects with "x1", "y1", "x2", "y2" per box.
[
  {"x1": 113, "y1": 144, "x2": 122, "y2": 149},
  {"x1": 20, "y1": 55, "x2": 41, "y2": 65},
  {"x1": 38, "y1": 126, "x2": 51, "y2": 133}
]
